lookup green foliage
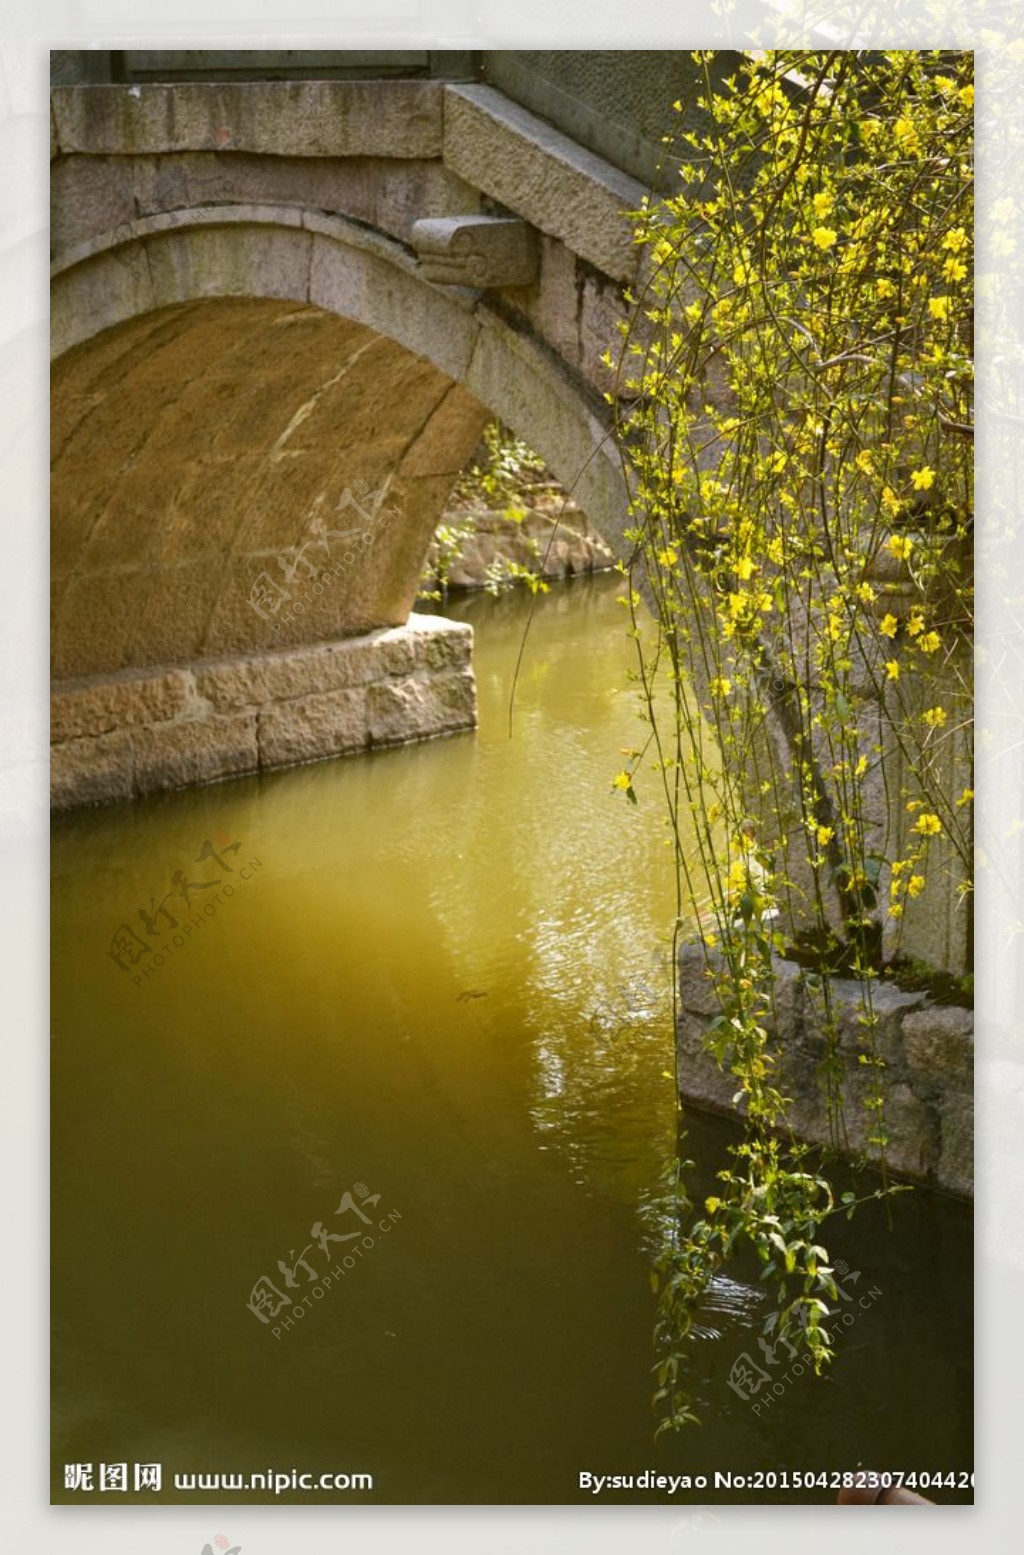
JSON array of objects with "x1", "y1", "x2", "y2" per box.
[
  {"x1": 453, "y1": 421, "x2": 548, "y2": 520},
  {"x1": 612, "y1": 49, "x2": 973, "y2": 1431},
  {"x1": 420, "y1": 423, "x2": 551, "y2": 600},
  {"x1": 417, "y1": 515, "x2": 479, "y2": 604}
]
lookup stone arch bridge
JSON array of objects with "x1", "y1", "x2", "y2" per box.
[{"x1": 50, "y1": 71, "x2": 657, "y2": 808}]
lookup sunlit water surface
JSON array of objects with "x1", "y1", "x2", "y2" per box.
[{"x1": 51, "y1": 577, "x2": 972, "y2": 1504}]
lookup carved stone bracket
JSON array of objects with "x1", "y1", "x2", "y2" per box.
[{"x1": 410, "y1": 215, "x2": 539, "y2": 289}]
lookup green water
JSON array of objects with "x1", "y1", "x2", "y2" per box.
[{"x1": 51, "y1": 576, "x2": 972, "y2": 1504}]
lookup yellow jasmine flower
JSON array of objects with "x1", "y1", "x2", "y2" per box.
[
  {"x1": 907, "y1": 875, "x2": 926, "y2": 897},
  {"x1": 815, "y1": 825, "x2": 835, "y2": 846},
  {"x1": 958, "y1": 84, "x2": 974, "y2": 108},
  {"x1": 922, "y1": 706, "x2": 947, "y2": 728},
  {"x1": 879, "y1": 613, "x2": 899, "y2": 638},
  {"x1": 894, "y1": 117, "x2": 920, "y2": 151},
  {"x1": 913, "y1": 813, "x2": 943, "y2": 836},
  {"x1": 918, "y1": 631, "x2": 941, "y2": 654},
  {"x1": 888, "y1": 533, "x2": 914, "y2": 560},
  {"x1": 928, "y1": 296, "x2": 950, "y2": 320},
  {"x1": 910, "y1": 467, "x2": 936, "y2": 490},
  {"x1": 710, "y1": 677, "x2": 732, "y2": 697},
  {"x1": 811, "y1": 226, "x2": 837, "y2": 249},
  {"x1": 885, "y1": 660, "x2": 900, "y2": 681}
]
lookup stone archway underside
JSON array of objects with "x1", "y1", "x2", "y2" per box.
[
  {"x1": 51, "y1": 296, "x2": 495, "y2": 807},
  {"x1": 52, "y1": 296, "x2": 489, "y2": 678}
]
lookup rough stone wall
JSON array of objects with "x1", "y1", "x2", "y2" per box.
[
  {"x1": 677, "y1": 943, "x2": 973, "y2": 1199},
  {"x1": 421, "y1": 495, "x2": 613, "y2": 592},
  {"x1": 51, "y1": 615, "x2": 475, "y2": 809}
]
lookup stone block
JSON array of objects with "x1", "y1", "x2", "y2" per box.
[
  {"x1": 367, "y1": 669, "x2": 476, "y2": 746},
  {"x1": 133, "y1": 714, "x2": 258, "y2": 794},
  {"x1": 674, "y1": 1011, "x2": 737, "y2": 1113},
  {"x1": 677, "y1": 943, "x2": 723, "y2": 1018},
  {"x1": 51, "y1": 731, "x2": 134, "y2": 809},
  {"x1": 443, "y1": 85, "x2": 645, "y2": 283},
  {"x1": 51, "y1": 81, "x2": 444, "y2": 160},
  {"x1": 937, "y1": 1090, "x2": 974, "y2": 1199},
  {"x1": 902, "y1": 1006, "x2": 974, "y2": 1080},
  {"x1": 411, "y1": 215, "x2": 539, "y2": 288},
  {"x1": 307, "y1": 226, "x2": 479, "y2": 385},
  {"x1": 408, "y1": 617, "x2": 473, "y2": 671},
  {"x1": 848, "y1": 1076, "x2": 937, "y2": 1181},
  {"x1": 51, "y1": 669, "x2": 193, "y2": 742},
  {"x1": 827, "y1": 976, "x2": 926, "y2": 1057},
  {"x1": 195, "y1": 633, "x2": 415, "y2": 711},
  {"x1": 257, "y1": 688, "x2": 367, "y2": 768}
]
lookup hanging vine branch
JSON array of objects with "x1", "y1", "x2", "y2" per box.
[{"x1": 610, "y1": 48, "x2": 973, "y2": 1433}]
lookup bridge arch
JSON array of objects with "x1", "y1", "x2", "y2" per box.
[{"x1": 52, "y1": 207, "x2": 631, "y2": 682}]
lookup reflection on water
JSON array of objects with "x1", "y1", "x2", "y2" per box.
[{"x1": 51, "y1": 575, "x2": 971, "y2": 1503}]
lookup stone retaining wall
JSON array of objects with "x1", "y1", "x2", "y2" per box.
[
  {"x1": 677, "y1": 943, "x2": 973, "y2": 1198},
  {"x1": 51, "y1": 614, "x2": 475, "y2": 809},
  {"x1": 421, "y1": 496, "x2": 613, "y2": 593}
]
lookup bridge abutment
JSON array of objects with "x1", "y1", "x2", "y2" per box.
[{"x1": 51, "y1": 615, "x2": 475, "y2": 808}]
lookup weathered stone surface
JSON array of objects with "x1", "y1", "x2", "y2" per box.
[
  {"x1": 903, "y1": 1006, "x2": 974, "y2": 1079},
  {"x1": 195, "y1": 633, "x2": 415, "y2": 711},
  {"x1": 51, "y1": 669, "x2": 193, "y2": 741},
  {"x1": 51, "y1": 731, "x2": 134, "y2": 807},
  {"x1": 367, "y1": 669, "x2": 476, "y2": 746},
  {"x1": 411, "y1": 215, "x2": 539, "y2": 288},
  {"x1": 406, "y1": 616, "x2": 473, "y2": 671},
  {"x1": 258, "y1": 688, "x2": 367, "y2": 768},
  {"x1": 422, "y1": 499, "x2": 614, "y2": 592},
  {"x1": 443, "y1": 85, "x2": 645, "y2": 283},
  {"x1": 676, "y1": 943, "x2": 973, "y2": 1197},
  {"x1": 50, "y1": 619, "x2": 477, "y2": 807},
  {"x1": 678, "y1": 947, "x2": 723, "y2": 1018},
  {"x1": 400, "y1": 385, "x2": 489, "y2": 480},
  {"x1": 937, "y1": 1089, "x2": 974, "y2": 1199},
  {"x1": 133, "y1": 715, "x2": 258, "y2": 794},
  {"x1": 51, "y1": 82, "x2": 444, "y2": 160},
  {"x1": 462, "y1": 309, "x2": 632, "y2": 560},
  {"x1": 307, "y1": 224, "x2": 480, "y2": 386},
  {"x1": 828, "y1": 976, "x2": 926, "y2": 1054},
  {"x1": 50, "y1": 294, "x2": 486, "y2": 677}
]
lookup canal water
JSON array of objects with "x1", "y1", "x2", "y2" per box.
[{"x1": 51, "y1": 575, "x2": 972, "y2": 1504}]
